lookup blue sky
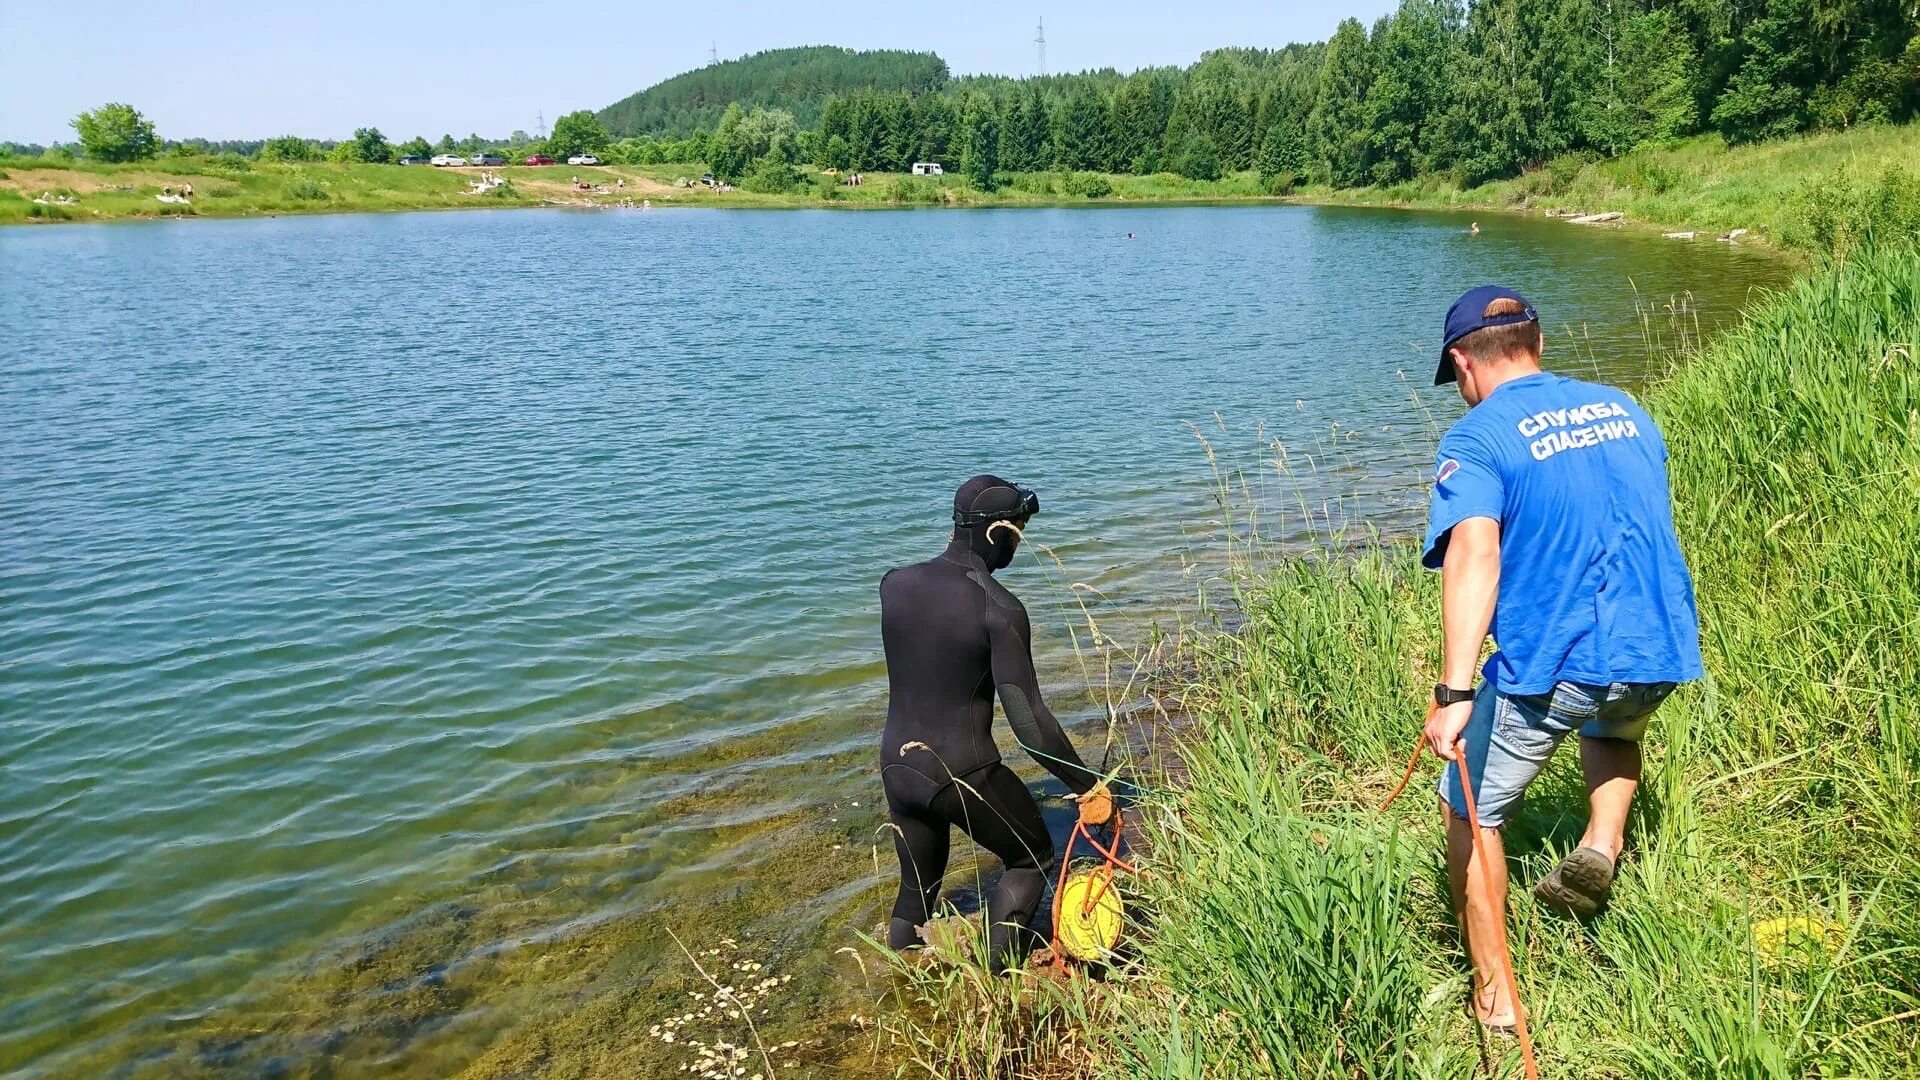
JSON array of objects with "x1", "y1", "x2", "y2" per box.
[{"x1": 0, "y1": 0, "x2": 1394, "y2": 145}]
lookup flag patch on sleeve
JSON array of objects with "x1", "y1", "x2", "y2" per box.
[{"x1": 1434, "y1": 458, "x2": 1460, "y2": 486}]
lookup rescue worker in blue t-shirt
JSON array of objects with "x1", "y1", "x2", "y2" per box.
[{"x1": 1420, "y1": 286, "x2": 1703, "y2": 1035}]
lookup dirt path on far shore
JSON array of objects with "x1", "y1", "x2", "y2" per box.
[
  {"x1": 0, "y1": 168, "x2": 218, "y2": 196},
  {"x1": 506, "y1": 169, "x2": 682, "y2": 204}
]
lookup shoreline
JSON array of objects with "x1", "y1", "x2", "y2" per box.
[
  {"x1": 11, "y1": 124, "x2": 1913, "y2": 247},
  {"x1": 0, "y1": 179, "x2": 1779, "y2": 252},
  {"x1": 0, "y1": 178, "x2": 1796, "y2": 262}
]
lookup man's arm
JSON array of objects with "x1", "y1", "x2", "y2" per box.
[
  {"x1": 986, "y1": 593, "x2": 1100, "y2": 795},
  {"x1": 1426, "y1": 515, "x2": 1501, "y2": 760}
]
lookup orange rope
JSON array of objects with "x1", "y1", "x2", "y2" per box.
[
  {"x1": 1382, "y1": 703, "x2": 1539, "y2": 1080},
  {"x1": 1049, "y1": 807, "x2": 1135, "y2": 966}
]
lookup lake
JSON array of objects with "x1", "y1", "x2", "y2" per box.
[{"x1": 0, "y1": 204, "x2": 1786, "y2": 1077}]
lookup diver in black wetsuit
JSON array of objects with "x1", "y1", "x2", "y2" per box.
[{"x1": 879, "y1": 475, "x2": 1112, "y2": 973}]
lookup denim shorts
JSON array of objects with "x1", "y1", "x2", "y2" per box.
[{"x1": 1438, "y1": 680, "x2": 1676, "y2": 828}]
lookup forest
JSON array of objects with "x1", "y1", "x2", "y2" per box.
[
  {"x1": 595, "y1": 47, "x2": 951, "y2": 138},
  {"x1": 602, "y1": 0, "x2": 1918, "y2": 189}
]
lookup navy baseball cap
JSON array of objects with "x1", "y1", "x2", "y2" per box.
[{"x1": 1436, "y1": 285, "x2": 1538, "y2": 385}]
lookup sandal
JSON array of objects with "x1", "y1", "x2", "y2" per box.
[{"x1": 1535, "y1": 846, "x2": 1616, "y2": 919}]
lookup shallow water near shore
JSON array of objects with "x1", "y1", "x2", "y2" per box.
[{"x1": 0, "y1": 205, "x2": 1787, "y2": 1076}]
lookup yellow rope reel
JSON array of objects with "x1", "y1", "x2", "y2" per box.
[{"x1": 1055, "y1": 865, "x2": 1124, "y2": 961}]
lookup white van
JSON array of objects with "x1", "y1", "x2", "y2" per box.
[{"x1": 910, "y1": 162, "x2": 944, "y2": 176}]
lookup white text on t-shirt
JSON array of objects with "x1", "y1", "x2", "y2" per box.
[{"x1": 1516, "y1": 400, "x2": 1640, "y2": 461}]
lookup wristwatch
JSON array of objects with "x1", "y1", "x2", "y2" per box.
[{"x1": 1433, "y1": 683, "x2": 1475, "y2": 706}]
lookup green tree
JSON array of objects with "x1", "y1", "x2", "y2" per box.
[
  {"x1": 352, "y1": 127, "x2": 392, "y2": 164},
  {"x1": 740, "y1": 153, "x2": 802, "y2": 193},
  {"x1": 1000, "y1": 86, "x2": 1052, "y2": 172},
  {"x1": 825, "y1": 134, "x2": 852, "y2": 171},
  {"x1": 71, "y1": 102, "x2": 159, "y2": 162},
  {"x1": 846, "y1": 94, "x2": 884, "y2": 170},
  {"x1": 709, "y1": 103, "x2": 750, "y2": 177},
  {"x1": 912, "y1": 93, "x2": 955, "y2": 165},
  {"x1": 1364, "y1": 0, "x2": 1461, "y2": 184},
  {"x1": 259, "y1": 135, "x2": 319, "y2": 162},
  {"x1": 816, "y1": 95, "x2": 854, "y2": 167},
  {"x1": 1433, "y1": 0, "x2": 1552, "y2": 184},
  {"x1": 709, "y1": 105, "x2": 800, "y2": 179},
  {"x1": 1257, "y1": 121, "x2": 1306, "y2": 189},
  {"x1": 997, "y1": 92, "x2": 1033, "y2": 171},
  {"x1": 398, "y1": 136, "x2": 432, "y2": 160},
  {"x1": 1173, "y1": 83, "x2": 1255, "y2": 173},
  {"x1": 1111, "y1": 72, "x2": 1176, "y2": 173},
  {"x1": 957, "y1": 91, "x2": 1000, "y2": 189},
  {"x1": 1054, "y1": 85, "x2": 1113, "y2": 171},
  {"x1": 1170, "y1": 131, "x2": 1221, "y2": 181},
  {"x1": 878, "y1": 91, "x2": 915, "y2": 171},
  {"x1": 1308, "y1": 18, "x2": 1378, "y2": 186},
  {"x1": 548, "y1": 110, "x2": 611, "y2": 160},
  {"x1": 1711, "y1": 0, "x2": 1817, "y2": 142},
  {"x1": 1579, "y1": 8, "x2": 1699, "y2": 154},
  {"x1": 794, "y1": 129, "x2": 821, "y2": 165}
]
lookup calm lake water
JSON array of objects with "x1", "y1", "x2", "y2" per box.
[{"x1": 0, "y1": 205, "x2": 1786, "y2": 1077}]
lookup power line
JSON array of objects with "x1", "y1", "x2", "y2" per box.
[{"x1": 1034, "y1": 17, "x2": 1047, "y2": 77}]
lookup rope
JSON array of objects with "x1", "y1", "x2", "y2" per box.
[
  {"x1": 1048, "y1": 807, "x2": 1136, "y2": 966},
  {"x1": 1382, "y1": 704, "x2": 1540, "y2": 1080}
]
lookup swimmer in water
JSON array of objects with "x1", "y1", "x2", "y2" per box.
[
  {"x1": 878, "y1": 476, "x2": 1112, "y2": 973},
  {"x1": 1470, "y1": 222, "x2": 1481, "y2": 235}
]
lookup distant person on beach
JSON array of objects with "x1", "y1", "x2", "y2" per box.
[
  {"x1": 879, "y1": 476, "x2": 1112, "y2": 974},
  {"x1": 1421, "y1": 286, "x2": 1702, "y2": 1034}
]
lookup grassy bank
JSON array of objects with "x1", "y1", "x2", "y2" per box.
[
  {"x1": 9, "y1": 123, "x2": 1913, "y2": 244},
  {"x1": 0, "y1": 155, "x2": 1268, "y2": 225},
  {"x1": 879, "y1": 239, "x2": 1920, "y2": 1077},
  {"x1": 1293, "y1": 123, "x2": 1920, "y2": 251}
]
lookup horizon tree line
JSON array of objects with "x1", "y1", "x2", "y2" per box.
[{"x1": 29, "y1": 0, "x2": 1917, "y2": 193}]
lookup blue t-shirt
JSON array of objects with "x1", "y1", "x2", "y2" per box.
[{"x1": 1422, "y1": 372, "x2": 1703, "y2": 695}]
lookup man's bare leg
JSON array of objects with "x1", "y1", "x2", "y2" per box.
[
  {"x1": 1446, "y1": 807, "x2": 1513, "y2": 1025},
  {"x1": 1578, "y1": 735, "x2": 1641, "y2": 863}
]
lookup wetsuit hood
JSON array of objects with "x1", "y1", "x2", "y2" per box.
[{"x1": 948, "y1": 473, "x2": 1030, "y2": 571}]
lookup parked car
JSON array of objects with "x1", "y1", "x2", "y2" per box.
[
  {"x1": 471, "y1": 152, "x2": 506, "y2": 166},
  {"x1": 566, "y1": 154, "x2": 601, "y2": 166},
  {"x1": 523, "y1": 153, "x2": 555, "y2": 166},
  {"x1": 430, "y1": 154, "x2": 468, "y2": 167},
  {"x1": 396, "y1": 155, "x2": 429, "y2": 166}
]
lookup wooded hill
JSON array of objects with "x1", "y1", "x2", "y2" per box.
[
  {"x1": 599, "y1": 0, "x2": 1918, "y2": 190},
  {"x1": 596, "y1": 46, "x2": 950, "y2": 137}
]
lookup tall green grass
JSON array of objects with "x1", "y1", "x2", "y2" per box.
[
  {"x1": 1296, "y1": 124, "x2": 1920, "y2": 253},
  {"x1": 878, "y1": 240, "x2": 1920, "y2": 1077},
  {"x1": 1151, "y1": 239, "x2": 1919, "y2": 1078}
]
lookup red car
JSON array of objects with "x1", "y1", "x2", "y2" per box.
[{"x1": 523, "y1": 154, "x2": 555, "y2": 166}]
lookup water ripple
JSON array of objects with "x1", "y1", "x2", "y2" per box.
[{"x1": 0, "y1": 205, "x2": 1786, "y2": 1075}]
